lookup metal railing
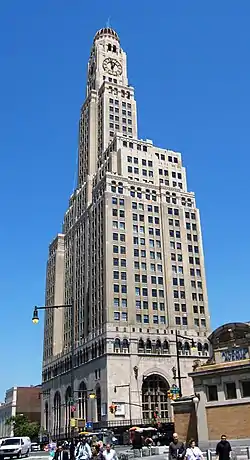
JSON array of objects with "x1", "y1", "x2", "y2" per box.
[{"x1": 117, "y1": 446, "x2": 250, "y2": 460}]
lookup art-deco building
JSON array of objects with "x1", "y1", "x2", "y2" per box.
[{"x1": 41, "y1": 27, "x2": 211, "y2": 437}]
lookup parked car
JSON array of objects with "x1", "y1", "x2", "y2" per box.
[
  {"x1": 31, "y1": 444, "x2": 40, "y2": 452},
  {"x1": 0, "y1": 437, "x2": 31, "y2": 458}
]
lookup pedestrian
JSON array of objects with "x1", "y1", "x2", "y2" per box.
[
  {"x1": 102, "y1": 444, "x2": 118, "y2": 460},
  {"x1": 185, "y1": 439, "x2": 203, "y2": 460},
  {"x1": 216, "y1": 435, "x2": 232, "y2": 460},
  {"x1": 169, "y1": 433, "x2": 186, "y2": 460},
  {"x1": 75, "y1": 437, "x2": 92, "y2": 460},
  {"x1": 55, "y1": 445, "x2": 69, "y2": 460},
  {"x1": 69, "y1": 439, "x2": 75, "y2": 460}
]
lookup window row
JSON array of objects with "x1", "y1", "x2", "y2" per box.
[
  {"x1": 136, "y1": 300, "x2": 165, "y2": 311},
  {"x1": 122, "y1": 140, "x2": 147, "y2": 151},
  {"x1": 136, "y1": 314, "x2": 166, "y2": 324},
  {"x1": 135, "y1": 287, "x2": 164, "y2": 297},
  {"x1": 113, "y1": 221, "x2": 126, "y2": 230},
  {"x1": 127, "y1": 156, "x2": 153, "y2": 167},
  {"x1": 128, "y1": 166, "x2": 154, "y2": 177},
  {"x1": 159, "y1": 169, "x2": 182, "y2": 180},
  {"x1": 132, "y1": 203, "x2": 159, "y2": 213},
  {"x1": 194, "y1": 318, "x2": 206, "y2": 327},
  {"x1": 134, "y1": 262, "x2": 163, "y2": 272},
  {"x1": 207, "y1": 381, "x2": 250, "y2": 402},
  {"x1": 135, "y1": 275, "x2": 164, "y2": 284},
  {"x1": 109, "y1": 98, "x2": 132, "y2": 109},
  {"x1": 134, "y1": 238, "x2": 161, "y2": 248},
  {"x1": 114, "y1": 298, "x2": 127, "y2": 308},
  {"x1": 134, "y1": 249, "x2": 162, "y2": 259},
  {"x1": 133, "y1": 225, "x2": 161, "y2": 236}
]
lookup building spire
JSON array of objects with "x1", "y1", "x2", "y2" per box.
[{"x1": 106, "y1": 17, "x2": 111, "y2": 28}]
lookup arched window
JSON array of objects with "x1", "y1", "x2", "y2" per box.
[
  {"x1": 107, "y1": 44, "x2": 112, "y2": 51},
  {"x1": 122, "y1": 338, "x2": 129, "y2": 352},
  {"x1": 203, "y1": 343, "x2": 209, "y2": 354},
  {"x1": 96, "y1": 384, "x2": 101, "y2": 422},
  {"x1": 78, "y1": 382, "x2": 88, "y2": 421},
  {"x1": 197, "y1": 342, "x2": 203, "y2": 352},
  {"x1": 146, "y1": 339, "x2": 152, "y2": 350},
  {"x1": 163, "y1": 340, "x2": 169, "y2": 353},
  {"x1": 53, "y1": 391, "x2": 61, "y2": 437},
  {"x1": 138, "y1": 339, "x2": 144, "y2": 351},
  {"x1": 177, "y1": 341, "x2": 183, "y2": 352},
  {"x1": 65, "y1": 387, "x2": 72, "y2": 437},
  {"x1": 142, "y1": 374, "x2": 169, "y2": 420},
  {"x1": 184, "y1": 342, "x2": 190, "y2": 353},
  {"x1": 114, "y1": 338, "x2": 121, "y2": 352},
  {"x1": 113, "y1": 45, "x2": 117, "y2": 52},
  {"x1": 156, "y1": 339, "x2": 162, "y2": 352}
]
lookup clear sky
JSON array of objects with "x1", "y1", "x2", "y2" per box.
[{"x1": 0, "y1": 0, "x2": 249, "y2": 399}]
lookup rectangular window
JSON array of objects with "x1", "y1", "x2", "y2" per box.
[
  {"x1": 143, "y1": 315, "x2": 149, "y2": 324},
  {"x1": 114, "y1": 312, "x2": 120, "y2": 321},
  {"x1": 121, "y1": 312, "x2": 127, "y2": 321},
  {"x1": 207, "y1": 385, "x2": 218, "y2": 402},
  {"x1": 175, "y1": 316, "x2": 181, "y2": 325},
  {"x1": 153, "y1": 315, "x2": 158, "y2": 324},
  {"x1": 225, "y1": 382, "x2": 237, "y2": 400},
  {"x1": 121, "y1": 299, "x2": 127, "y2": 308},
  {"x1": 114, "y1": 298, "x2": 119, "y2": 308},
  {"x1": 242, "y1": 381, "x2": 250, "y2": 398},
  {"x1": 136, "y1": 314, "x2": 142, "y2": 323}
]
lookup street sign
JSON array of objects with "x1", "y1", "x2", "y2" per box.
[
  {"x1": 70, "y1": 418, "x2": 76, "y2": 427},
  {"x1": 86, "y1": 421, "x2": 93, "y2": 429},
  {"x1": 71, "y1": 405, "x2": 76, "y2": 412}
]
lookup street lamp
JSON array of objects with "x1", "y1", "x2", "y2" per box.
[
  {"x1": 32, "y1": 302, "x2": 75, "y2": 438},
  {"x1": 175, "y1": 331, "x2": 197, "y2": 397},
  {"x1": 32, "y1": 307, "x2": 39, "y2": 324}
]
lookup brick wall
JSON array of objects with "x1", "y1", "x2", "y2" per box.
[
  {"x1": 206, "y1": 403, "x2": 250, "y2": 440},
  {"x1": 173, "y1": 401, "x2": 198, "y2": 443},
  {"x1": 16, "y1": 387, "x2": 41, "y2": 423}
]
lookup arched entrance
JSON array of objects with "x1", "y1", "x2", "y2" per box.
[
  {"x1": 65, "y1": 386, "x2": 72, "y2": 436},
  {"x1": 53, "y1": 392, "x2": 61, "y2": 436},
  {"x1": 44, "y1": 401, "x2": 49, "y2": 432},
  {"x1": 96, "y1": 384, "x2": 101, "y2": 422},
  {"x1": 78, "y1": 382, "x2": 88, "y2": 421},
  {"x1": 142, "y1": 374, "x2": 169, "y2": 420}
]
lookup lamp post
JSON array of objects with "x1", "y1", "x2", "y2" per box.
[
  {"x1": 32, "y1": 303, "x2": 75, "y2": 437},
  {"x1": 175, "y1": 331, "x2": 197, "y2": 397},
  {"x1": 114, "y1": 384, "x2": 132, "y2": 425}
]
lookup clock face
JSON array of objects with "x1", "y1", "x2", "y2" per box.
[{"x1": 103, "y1": 58, "x2": 122, "y2": 76}]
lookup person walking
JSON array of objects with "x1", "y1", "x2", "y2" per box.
[
  {"x1": 55, "y1": 445, "x2": 69, "y2": 460},
  {"x1": 216, "y1": 435, "x2": 232, "y2": 460},
  {"x1": 75, "y1": 437, "x2": 92, "y2": 460},
  {"x1": 169, "y1": 433, "x2": 186, "y2": 460},
  {"x1": 102, "y1": 444, "x2": 118, "y2": 460},
  {"x1": 185, "y1": 439, "x2": 203, "y2": 460}
]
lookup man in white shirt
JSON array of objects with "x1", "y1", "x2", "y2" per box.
[
  {"x1": 75, "y1": 438, "x2": 92, "y2": 460},
  {"x1": 103, "y1": 444, "x2": 118, "y2": 460}
]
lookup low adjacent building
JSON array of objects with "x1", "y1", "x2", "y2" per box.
[
  {"x1": 172, "y1": 322, "x2": 250, "y2": 448},
  {"x1": 0, "y1": 386, "x2": 41, "y2": 438}
]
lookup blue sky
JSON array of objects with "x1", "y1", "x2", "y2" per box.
[{"x1": 0, "y1": 0, "x2": 249, "y2": 399}]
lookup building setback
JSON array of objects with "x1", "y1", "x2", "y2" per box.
[
  {"x1": 0, "y1": 386, "x2": 41, "y2": 438},
  {"x1": 42, "y1": 27, "x2": 211, "y2": 437}
]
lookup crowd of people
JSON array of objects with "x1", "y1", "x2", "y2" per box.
[
  {"x1": 169, "y1": 433, "x2": 232, "y2": 460},
  {"x1": 51, "y1": 437, "x2": 118, "y2": 460}
]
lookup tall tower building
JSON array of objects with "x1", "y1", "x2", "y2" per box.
[{"x1": 42, "y1": 28, "x2": 211, "y2": 437}]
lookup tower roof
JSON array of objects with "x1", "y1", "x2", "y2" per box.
[{"x1": 94, "y1": 27, "x2": 120, "y2": 43}]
